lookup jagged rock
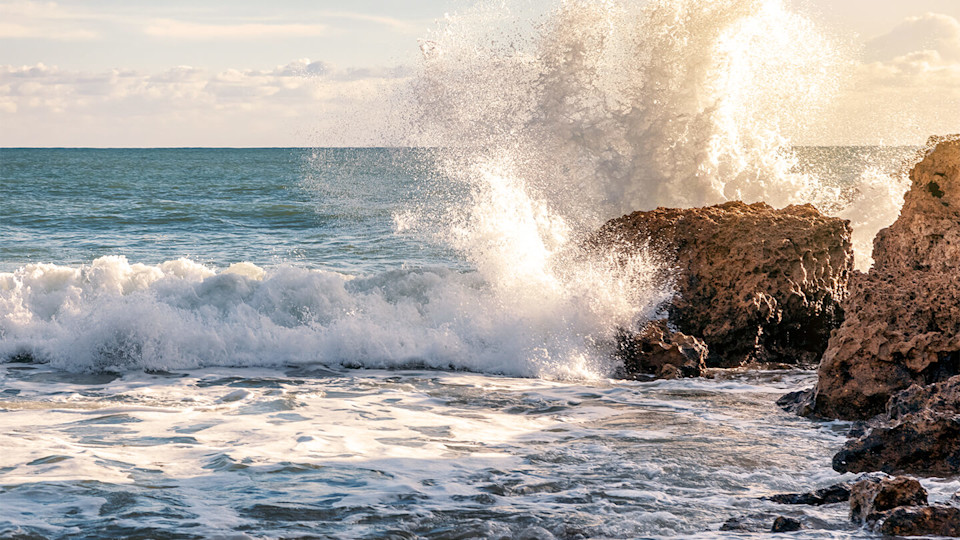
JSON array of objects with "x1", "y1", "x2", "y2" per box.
[
  {"x1": 771, "y1": 516, "x2": 802, "y2": 532},
  {"x1": 775, "y1": 387, "x2": 815, "y2": 416},
  {"x1": 879, "y1": 505, "x2": 960, "y2": 537},
  {"x1": 886, "y1": 375, "x2": 960, "y2": 420},
  {"x1": 833, "y1": 411, "x2": 960, "y2": 476},
  {"x1": 616, "y1": 320, "x2": 707, "y2": 379},
  {"x1": 764, "y1": 482, "x2": 851, "y2": 505},
  {"x1": 813, "y1": 136, "x2": 960, "y2": 420},
  {"x1": 849, "y1": 475, "x2": 927, "y2": 523},
  {"x1": 593, "y1": 201, "x2": 852, "y2": 367}
]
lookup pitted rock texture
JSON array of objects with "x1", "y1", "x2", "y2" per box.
[
  {"x1": 879, "y1": 505, "x2": 960, "y2": 537},
  {"x1": 594, "y1": 201, "x2": 852, "y2": 368},
  {"x1": 814, "y1": 136, "x2": 960, "y2": 420},
  {"x1": 616, "y1": 320, "x2": 707, "y2": 379},
  {"x1": 833, "y1": 411, "x2": 960, "y2": 477},
  {"x1": 849, "y1": 475, "x2": 927, "y2": 524}
]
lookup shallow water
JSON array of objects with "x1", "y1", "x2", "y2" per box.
[{"x1": 3, "y1": 365, "x2": 911, "y2": 539}]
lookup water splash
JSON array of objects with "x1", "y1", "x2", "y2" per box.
[{"x1": 410, "y1": 0, "x2": 910, "y2": 270}]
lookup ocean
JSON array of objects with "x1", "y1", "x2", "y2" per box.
[{"x1": 2, "y1": 0, "x2": 957, "y2": 537}]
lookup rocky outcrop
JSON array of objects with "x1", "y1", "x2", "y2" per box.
[
  {"x1": 813, "y1": 136, "x2": 960, "y2": 420},
  {"x1": 594, "y1": 201, "x2": 852, "y2": 368},
  {"x1": 880, "y1": 505, "x2": 960, "y2": 537},
  {"x1": 849, "y1": 475, "x2": 927, "y2": 523},
  {"x1": 615, "y1": 320, "x2": 707, "y2": 379},
  {"x1": 833, "y1": 410, "x2": 960, "y2": 476}
]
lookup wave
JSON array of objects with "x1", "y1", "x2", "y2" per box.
[
  {"x1": 408, "y1": 0, "x2": 911, "y2": 269},
  {"x1": 0, "y1": 256, "x2": 668, "y2": 376}
]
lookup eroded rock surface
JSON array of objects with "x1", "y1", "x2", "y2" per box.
[
  {"x1": 849, "y1": 475, "x2": 927, "y2": 523},
  {"x1": 879, "y1": 505, "x2": 960, "y2": 537},
  {"x1": 615, "y1": 320, "x2": 707, "y2": 379},
  {"x1": 813, "y1": 136, "x2": 960, "y2": 420},
  {"x1": 833, "y1": 411, "x2": 960, "y2": 476},
  {"x1": 594, "y1": 201, "x2": 852, "y2": 368},
  {"x1": 764, "y1": 482, "x2": 851, "y2": 506}
]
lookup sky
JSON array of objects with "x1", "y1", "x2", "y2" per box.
[{"x1": 2, "y1": 0, "x2": 960, "y2": 147}]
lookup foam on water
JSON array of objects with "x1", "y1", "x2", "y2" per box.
[{"x1": 0, "y1": 254, "x2": 666, "y2": 377}]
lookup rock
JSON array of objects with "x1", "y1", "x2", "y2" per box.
[
  {"x1": 833, "y1": 411, "x2": 960, "y2": 476},
  {"x1": 848, "y1": 475, "x2": 927, "y2": 523},
  {"x1": 616, "y1": 320, "x2": 707, "y2": 379},
  {"x1": 771, "y1": 516, "x2": 802, "y2": 532},
  {"x1": 879, "y1": 505, "x2": 960, "y2": 537},
  {"x1": 764, "y1": 482, "x2": 851, "y2": 505},
  {"x1": 719, "y1": 514, "x2": 777, "y2": 532},
  {"x1": 775, "y1": 387, "x2": 816, "y2": 417},
  {"x1": 813, "y1": 136, "x2": 960, "y2": 420},
  {"x1": 886, "y1": 375, "x2": 960, "y2": 420},
  {"x1": 593, "y1": 201, "x2": 852, "y2": 367}
]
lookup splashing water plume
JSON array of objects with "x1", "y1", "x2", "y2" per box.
[{"x1": 411, "y1": 0, "x2": 912, "y2": 271}]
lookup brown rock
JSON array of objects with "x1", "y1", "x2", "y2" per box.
[
  {"x1": 879, "y1": 505, "x2": 960, "y2": 537},
  {"x1": 887, "y1": 375, "x2": 960, "y2": 420},
  {"x1": 594, "y1": 201, "x2": 852, "y2": 367},
  {"x1": 616, "y1": 320, "x2": 707, "y2": 379},
  {"x1": 770, "y1": 516, "x2": 802, "y2": 532},
  {"x1": 849, "y1": 475, "x2": 927, "y2": 523},
  {"x1": 813, "y1": 136, "x2": 960, "y2": 420},
  {"x1": 833, "y1": 411, "x2": 960, "y2": 476}
]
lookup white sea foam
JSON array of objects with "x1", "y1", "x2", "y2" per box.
[{"x1": 0, "y1": 255, "x2": 666, "y2": 375}]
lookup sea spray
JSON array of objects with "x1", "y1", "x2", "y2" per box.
[{"x1": 410, "y1": 0, "x2": 913, "y2": 269}]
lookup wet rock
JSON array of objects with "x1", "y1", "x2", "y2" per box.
[
  {"x1": 775, "y1": 387, "x2": 816, "y2": 416},
  {"x1": 764, "y1": 482, "x2": 851, "y2": 505},
  {"x1": 593, "y1": 201, "x2": 852, "y2": 367},
  {"x1": 879, "y1": 505, "x2": 960, "y2": 537},
  {"x1": 771, "y1": 516, "x2": 802, "y2": 532},
  {"x1": 849, "y1": 475, "x2": 927, "y2": 523},
  {"x1": 616, "y1": 320, "x2": 707, "y2": 379},
  {"x1": 719, "y1": 514, "x2": 777, "y2": 532},
  {"x1": 886, "y1": 375, "x2": 960, "y2": 420},
  {"x1": 813, "y1": 136, "x2": 960, "y2": 420},
  {"x1": 833, "y1": 411, "x2": 960, "y2": 476}
]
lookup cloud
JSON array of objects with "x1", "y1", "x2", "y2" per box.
[
  {"x1": 0, "y1": 60, "x2": 412, "y2": 146},
  {"x1": 0, "y1": 1, "x2": 100, "y2": 40},
  {"x1": 864, "y1": 12, "x2": 960, "y2": 63},
  {"x1": 143, "y1": 19, "x2": 329, "y2": 40}
]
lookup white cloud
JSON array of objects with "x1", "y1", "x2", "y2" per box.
[
  {"x1": 0, "y1": 1, "x2": 100, "y2": 40},
  {"x1": 0, "y1": 60, "x2": 411, "y2": 147},
  {"x1": 142, "y1": 19, "x2": 329, "y2": 40},
  {"x1": 864, "y1": 12, "x2": 960, "y2": 62}
]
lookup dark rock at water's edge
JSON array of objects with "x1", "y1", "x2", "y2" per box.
[
  {"x1": 771, "y1": 516, "x2": 802, "y2": 532},
  {"x1": 833, "y1": 411, "x2": 960, "y2": 476},
  {"x1": 849, "y1": 474, "x2": 927, "y2": 523},
  {"x1": 812, "y1": 135, "x2": 960, "y2": 420},
  {"x1": 764, "y1": 482, "x2": 851, "y2": 505},
  {"x1": 614, "y1": 320, "x2": 707, "y2": 379},
  {"x1": 592, "y1": 201, "x2": 853, "y2": 369},
  {"x1": 880, "y1": 505, "x2": 960, "y2": 537}
]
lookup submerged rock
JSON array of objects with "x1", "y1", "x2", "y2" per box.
[
  {"x1": 813, "y1": 136, "x2": 960, "y2": 420},
  {"x1": 764, "y1": 482, "x2": 851, "y2": 505},
  {"x1": 849, "y1": 475, "x2": 927, "y2": 524},
  {"x1": 615, "y1": 320, "x2": 707, "y2": 379},
  {"x1": 593, "y1": 201, "x2": 852, "y2": 368}
]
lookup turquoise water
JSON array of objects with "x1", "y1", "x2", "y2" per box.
[{"x1": 0, "y1": 148, "x2": 459, "y2": 274}]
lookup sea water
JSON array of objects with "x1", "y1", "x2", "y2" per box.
[{"x1": 3, "y1": 0, "x2": 958, "y2": 538}]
